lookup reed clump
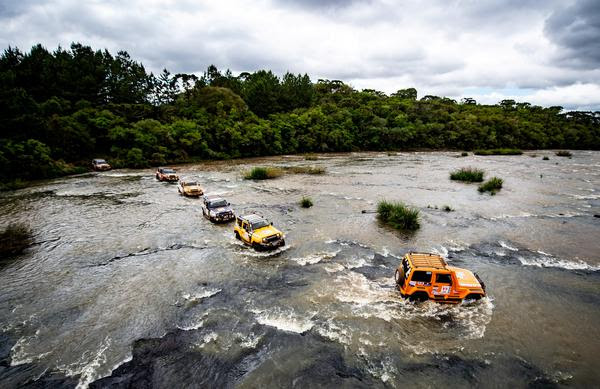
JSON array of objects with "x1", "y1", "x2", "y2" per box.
[
  {"x1": 244, "y1": 167, "x2": 284, "y2": 180},
  {"x1": 450, "y1": 167, "x2": 485, "y2": 182},
  {"x1": 478, "y1": 177, "x2": 503, "y2": 195},
  {"x1": 377, "y1": 201, "x2": 420, "y2": 231}
]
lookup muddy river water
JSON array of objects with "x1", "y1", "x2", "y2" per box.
[{"x1": 1, "y1": 151, "x2": 599, "y2": 388}]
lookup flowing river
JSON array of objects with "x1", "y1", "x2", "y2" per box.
[{"x1": 1, "y1": 151, "x2": 599, "y2": 388}]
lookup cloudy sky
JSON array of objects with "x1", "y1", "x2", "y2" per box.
[{"x1": 1, "y1": 0, "x2": 599, "y2": 110}]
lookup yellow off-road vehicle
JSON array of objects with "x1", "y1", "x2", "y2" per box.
[
  {"x1": 395, "y1": 252, "x2": 486, "y2": 303},
  {"x1": 234, "y1": 214, "x2": 285, "y2": 250},
  {"x1": 177, "y1": 180, "x2": 204, "y2": 197}
]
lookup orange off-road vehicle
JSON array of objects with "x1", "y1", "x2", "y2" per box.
[{"x1": 395, "y1": 252, "x2": 486, "y2": 303}]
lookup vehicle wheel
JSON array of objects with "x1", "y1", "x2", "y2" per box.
[
  {"x1": 280, "y1": 239, "x2": 286, "y2": 247},
  {"x1": 394, "y1": 269, "x2": 400, "y2": 284},
  {"x1": 408, "y1": 292, "x2": 428, "y2": 302},
  {"x1": 235, "y1": 232, "x2": 241, "y2": 240},
  {"x1": 464, "y1": 293, "x2": 483, "y2": 301}
]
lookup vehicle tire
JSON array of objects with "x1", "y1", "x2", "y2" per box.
[
  {"x1": 235, "y1": 232, "x2": 241, "y2": 240},
  {"x1": 408, "y1": 292, "x2": 428, "y2": 302},
  {"x1": 280, "y1": 239, "x2": 285, "y2": 247},
  {"x1": 394, "y1": 269, "x2": 400, "y2": 284},
  {"x1": 464, "y1": 293, "x2": 483, "y2": 301}
]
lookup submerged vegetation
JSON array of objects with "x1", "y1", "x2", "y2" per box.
[
  {"x1": 0, "y1": 224, "x2": 32, "y2": 263},
  {"x1": 1, "y1": 43, "x2": 599, "y2": 185},
  {"x1": 555, "y1": 150, "x2": 572, "y2": 157},
  {"x1": 478, "y1": 177, "x2": 504, "y2": 194},
  {"x1": 285, "y1": 166, "x2": 326, "y2": 175},
  {"x1": 300, "y1": 197, "x2": 313, "y2": 208},
  {"x1": 377, "y1": 201, "x2": 420, "y2": 231},
  {"x1": 450, "y1": 167, "x2": 485, "y2": 182},
  {"x1": 474, "y1": 148, "x2": 523, "y2": 155}
]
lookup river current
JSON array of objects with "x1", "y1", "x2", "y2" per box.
[{"x1": 1, "y1": 151, "x2": 599, "y2": 388}]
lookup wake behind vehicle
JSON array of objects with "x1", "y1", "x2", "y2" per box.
[
  {"x1": 234, "y1": 214, "x2": 285, "y2": 250},
  {"x1": 395, "y1": 252, "x2": 486, "y2": 303},
  {"x1": 202, "y1": 196, "x2": 235, "y2": 222},
  {"x1": 156, "y1": 167, "x2": 179, "y2": 182},
  {"x1": 178, "y1": 180, "x2": 204, "y2": 197},
  {"x1": 92, "y1": 159, "x2": 111, "y2": 171}
]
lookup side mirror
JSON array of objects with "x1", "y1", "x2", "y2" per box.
[
  {"x1": 270, "y1": 222, "x2": 273, "y2": 226},
  {"x1": 227, "y1": 202, "x2": 231, "y2": 206}
]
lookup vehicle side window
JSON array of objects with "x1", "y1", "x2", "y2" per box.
[
  {"x1": 410, "y1": 271, "x2": 432, "y2": 283},
  {"x1": 402, "y1": 258, "x2": 410, "y2": 274},
  {"x1": 435, "y1": 273, "x2": 452, "y2": 284}
]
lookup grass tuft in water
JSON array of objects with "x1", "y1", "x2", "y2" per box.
[
  {"x1": 0, "y1": 224, "x2": 32, "y2": 260},
  {"x1": 555, "y1": 150, "x2": 572, "y2": 157},
  {"x1": 244, "y1": 167, "x2": 283, "y2": 180},
  {"x1": 443, "y1": 205, "x2": 454, "y2": 212},
  {"x1": 377, "y1": 201, "x2": 420, "y2": 231},
  {"x1": 474, "y1": 148, "x2": 523, "y2": 155},
  {"x1": 304, "y1": 154, "x2": 318, "y2": 161},
  {"x1": 543, "y1": 156, "x2": 549, "y2": 160},
  {"x1": 300, "y1": 197, "x2": 313, "y2": 208},
  {"x1": 450, "y1": 167, "x2": 485, "y2": 182},
  {"x1": 286, "y1": 166, "x2": 326, "y2": 175},
  {"x1": 460, "y1": 152, "x2": 469, "y2": 157},
  {"x1": 478, "y1": 177, "x2": 503, "y2": 195}
]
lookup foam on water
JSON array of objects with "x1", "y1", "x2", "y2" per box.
[
  {"x1": 498, "y1": 241, "x2": 519, "y2": 251},
  {"x1": 253, "y1": 308, "x2": 315, "y2": 334},
  {"x1": 517, "y1": 254, "x2": 600, "y2": 271},
  {"x1": 289, "y1": 250, "x2": 340, "y2": 266},
  {"x1": 181, "y1": 288, "x2": 222, "y2": 304},
  {"x1": 56, "y1": 336, "x2": 114, "y2": 389},
  {"x1": 240, "y1": 244, "x2": 291, "y2": 258}
]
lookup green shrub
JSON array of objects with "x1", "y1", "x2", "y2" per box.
[
  {"x1": 443, "y1": 205, "x2": 454, "y2": 212},
  {"x1": 300, "y1": 197, "x2": 313, "y2": 208},
  {"x1": 304, "y1": 154, "x2": 318, "y2": 161},
  {"x1": 244, "y1": 166, "x2": 283, "y2": 180},
  {"x1": 555, "y1": 150, "x2": 572, "y2": 157},
  {"x1": 0, "y1": 224, "x2": 32, "y2": 261},
  {"x1": 478, "y1": 177, "x2": 503, "y2": 194},
  {"x1": 377, "y1": 201, "x2": 420, "y2": 231},
  {"x1": 461, "y1": 152, "x2": 468, "y2": 157},
  {"x1": 450, "y1": 167, "x2": 485, "y2": 182},
  {"x1": 474, "y1": 148, "x2": 523, "y2": 155},
  {"x1": 543, "y1": 156, "x2": 549, "y2": 160}
]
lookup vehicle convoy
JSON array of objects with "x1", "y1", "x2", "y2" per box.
[
  {"x1": 156, "y1": 167, "x2": 179, "y2": 182},
  {"x1": 202, "y1": 196, "x2": 235, "y2": 222},
  {"x1": 234, "y1": 214, "x2": 285, "y2": 250},
  {"x1": 395, "y1": 252, "x2": 486, "y2": 303},
  {"x1": 91, "y1": 159, "x2": 111, "y2": 171},
  {"x1": 177, "y1": 180, "x2": 204, "y2": 197}
]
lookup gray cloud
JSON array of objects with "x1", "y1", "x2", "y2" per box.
[
  {"x1": 0, "y1": 0, "x2": 598, "y2": 110},
  {"x1": 544, "y1": 0, "x2": 600, "y2": 69}
]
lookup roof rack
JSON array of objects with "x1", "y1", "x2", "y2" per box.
[{"x1": 407, "y1": 252, "x2": 447, "y2": 269}]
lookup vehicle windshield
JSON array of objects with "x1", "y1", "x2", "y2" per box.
[
  {"x1": 95, "y1": 159, "x2": 106, "y2": 164},
  {"x1": 251, "y1": 220, "x2": 269, "y2": 229},
  {"x1": 163, "y1": 169, "x2": 175, "y2": 174},
  {"x1": 185, "y1": 182, "x2": 197, "y2": 186},
  {"x1": 209, "y1": 200, "x2": 227, "y2": 208}
]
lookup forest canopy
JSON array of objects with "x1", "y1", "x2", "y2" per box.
[{"x1": 1, "y1": 43, "x2": 599, "y2": 182}]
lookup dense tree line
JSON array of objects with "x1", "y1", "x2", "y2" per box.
[{"x1": 1, "y1": 43, "x2": 599, "y2": 183}]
